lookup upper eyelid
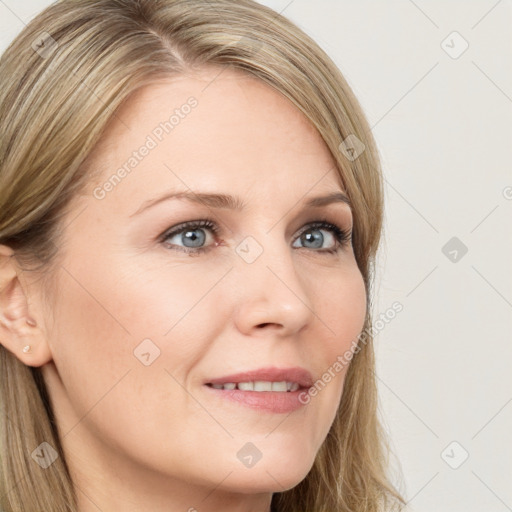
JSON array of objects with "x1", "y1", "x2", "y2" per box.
[
  {"x1": 160, "y1": 218, "x2": 351, "y2": 246},
  {"x1": 160, "y1": 219, "x2": 218, "y2": 237},
  {"x1": 161, "y1": 217, "x2": 349, "y2": 235}
]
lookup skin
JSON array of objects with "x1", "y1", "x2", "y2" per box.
[{"x1": 0, "y1": 66, "x2": 366, "y2": 512}]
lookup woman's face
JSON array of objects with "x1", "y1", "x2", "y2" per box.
[{"x1": 38, "y1": 66, "x2": 367, "y2": 509}]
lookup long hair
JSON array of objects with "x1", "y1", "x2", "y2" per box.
[{"x1": 0, "y1": 1, "x2": 406, "y2": 510}]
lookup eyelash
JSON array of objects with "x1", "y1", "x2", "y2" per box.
[{"x1": 159, "y1": 217, "x2": 352, "y2": 256}]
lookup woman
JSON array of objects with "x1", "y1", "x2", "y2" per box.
[{"x1": 0, "y1": 0, "x2": 407, "y2": 510}]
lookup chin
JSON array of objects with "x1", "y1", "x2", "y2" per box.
[
  {"x1": 224, "y1": 471, "x2": 309, "y2": 495},
  {"x1": 221, "y1": 453, "x2": 315, "y2": 494}
]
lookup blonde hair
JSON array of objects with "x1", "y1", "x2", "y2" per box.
[{"x1": 0, "y1": 0, "x2": 406, "y2": 510}]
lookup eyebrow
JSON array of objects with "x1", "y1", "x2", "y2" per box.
[{"x1": 130, "y1": 190, "x2": 351, "y2": 217}]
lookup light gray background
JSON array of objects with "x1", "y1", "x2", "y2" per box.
[{"x1": 1, "y1": 1, "x2": 511, "y2": 511}]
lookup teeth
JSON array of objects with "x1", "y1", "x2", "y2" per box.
[
  {"x1": 271, "y1": 381, "x2": 287, "y2": 392},
  {"x1": 209, "y1": 381, "x2": 300, "y2": 392},
  {"x1": 238, "y1": 382, "x2": 254, "y2": 391},
  {"x1": 288, "y1": 382, "x2": 300, "y2": 392},
  {"x1": 254, "y1": 381, "x2": 272, "y2": 391}
]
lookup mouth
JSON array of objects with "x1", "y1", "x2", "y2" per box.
[
  {"x1": 205, "y1": 381, "x2": 303, "y2": 392},
  {"x1": 203, "y1": 367, "x2": 313, "y2": 414}
]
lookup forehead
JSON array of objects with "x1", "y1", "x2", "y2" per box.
[{"x1": 84, "y1": 66, "x2": 344, "y2": 209}]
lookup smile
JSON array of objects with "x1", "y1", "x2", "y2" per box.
[{"x1": 206, "y1": 381, "x2": 301, "y2": 392}]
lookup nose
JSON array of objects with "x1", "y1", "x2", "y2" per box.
[{"x1": 232, "y1": 235, "x2": 316, "y2": 338}]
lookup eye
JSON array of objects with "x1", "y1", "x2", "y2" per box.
[
  {"x1": 292, "y1": 220, "x2": 352, "y2": 254},
  {"x1": 159, "y1": 219, "x2": 219, "y2": 255},
  {"x1": 159, "y1": 218, "x2": 352, "y2": 255}
]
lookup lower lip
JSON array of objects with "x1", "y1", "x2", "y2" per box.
[{"x1": 203, "y1": 385, "x2": 308, "y2": 414}]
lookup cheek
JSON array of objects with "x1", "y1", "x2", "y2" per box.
[
  {"x1": 303, "y1": 265, "x2": 367, "y2": 432},
  {"x1": 315, "y1": 263, "x2": 367, "y2": 360},
  {"x1": 46, "y1": 258, "x2": 222, "y2": 472},
  {"x1": 47, "y1": 251, "x2": 225, "y2": 419}
]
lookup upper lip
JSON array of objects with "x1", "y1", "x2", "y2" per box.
[{"x1": 205, "y1": 366, "x2": 314, "y2": 388}]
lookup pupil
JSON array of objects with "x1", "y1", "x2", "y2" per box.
[
  {"x1": 303, "y1": 229, "x2": 323, "y2": 248},
  {"x1": 183, "y1": 229, "x2": 205, "y2": 247}
]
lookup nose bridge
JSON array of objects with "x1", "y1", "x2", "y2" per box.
[{"x1": 232, "y1": 227, "x2": 314, "y2": 334}]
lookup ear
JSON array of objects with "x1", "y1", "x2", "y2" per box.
[{"x1": 0, "y1": 244, "x2": 52, "y2": 367}]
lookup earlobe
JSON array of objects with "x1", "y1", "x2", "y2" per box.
[{"x1": 0, "y1": 244, "x2": 53, "y2": 367}]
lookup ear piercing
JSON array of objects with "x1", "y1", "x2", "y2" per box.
[{"x1": 23, "y1": 318, "x2": 37, "y2": 353}]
